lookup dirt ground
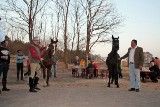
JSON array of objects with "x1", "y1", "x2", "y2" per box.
[{"x1": 0, "y1": 63, "x2": 160, "y2": 107}]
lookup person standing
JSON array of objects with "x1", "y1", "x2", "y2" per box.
[
  {"x1": 74, "y1": 56, "x2": 80, "y2": 66},
  {"x1": 28, "y1": 37, "x2": 46, "y2": 92},
  {"x1": 16, "y1": 50, "x2": 25, "y2": 81},
  {"x1": 0, "y1": 39, "x2": 10, "y2": 91},
  {"x1": 120, "y1": 39, "x2": 144, "y2": 92},
  {"x1": 72, "y1": 56, "x2": 80, "y2": 77},
  {"x1": 50, "y1": 55, "x2": 58, "y2": 77}
]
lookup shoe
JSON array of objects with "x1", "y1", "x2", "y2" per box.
[
  {"x1": 155, "y1": 79, "x2": 158, "y2": 83},
  {"x1": 34, "y1": 87, "x2": 41, "y2": 90},
  {"x1": 54, "y1": 76, "x2": 57, "y2": 78},
  {"x1": 135, "y1": 89, "x2": 139, "y2": 92},
  {"x1": 142, "y1": 80, "x2": 146, "y2": 83},
  {"x1": 21, "y1": 79, "x2": 25, "y2": 81},
  {"x1": 29, "y1": 88, "x2": 37, "y2": 92},
  {"x1": 2, "y1": 88, "x2": 10, "y2": 91},
  {"x1": 128, "y1": 88, "x2": 135, "y2": 91}
]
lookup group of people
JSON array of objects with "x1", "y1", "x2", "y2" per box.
[
  {"x1": 72, "y1": 55, "x2": 98, "y2": 78},
  {"x1": 0, "y1": 17, "x2": 159, "y2": 94},
  {"x1": 0, "y1": 36, "x2": 58, "y2": 93},
  {"x1": 141, "y1": 57, "x2": 160, "y2": 83}
]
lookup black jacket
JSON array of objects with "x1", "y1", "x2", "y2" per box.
[{"x1": 149, "y1": 65, "x2": 159, "y2": 73}]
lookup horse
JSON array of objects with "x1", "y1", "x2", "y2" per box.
[
  {"x1": 40, "y1": 39, "x2": 58, "y2": 87},
  {"x1": 106, "y1": 35, "x2": 121, "y2": 88}
]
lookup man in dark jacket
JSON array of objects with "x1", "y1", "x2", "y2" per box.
[
  {"x1": 0, "y1": 40, "x2": 10, "y2": 91},
  {"x1": 86, "y1": 60, "x2": 96, "y2": 79},
  {"x1": 149, "y1": 61, "x2": 159, "y2": 83}
]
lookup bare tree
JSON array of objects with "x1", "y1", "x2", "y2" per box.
[
  {"x1": 70, "y1": 0, "x2": 85, "y2": 55},
  {"x1": 53, "y1": 0, "x2": 71, "y2": 68},
  {"x1": 80, "y1": 0, "x2": 122, "y2": 56},
  {"x1": 0, "y1": 0, "x2": 49, "y2": 42}
]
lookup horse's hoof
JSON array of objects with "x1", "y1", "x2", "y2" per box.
[
  {"x1": 117, "y1": 85, "x2": 119, "y2": 88},
  {"x1": 46, "y1": 83, "x2": 49, "y2": 87},
  {"x1": 107, "y1": 85, "x2": 110, "y2": 87}
]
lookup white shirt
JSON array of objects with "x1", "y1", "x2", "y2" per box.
[{"x1": 129, "y1": 46, "x2": 137, "y2": 63}]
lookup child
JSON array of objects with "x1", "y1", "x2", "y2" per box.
[{"x1": 16, "y1": 50, "x2": 25, "y2": 80}]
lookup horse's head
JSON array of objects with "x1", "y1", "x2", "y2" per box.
[
  {"x1": 112, "y1": 35, "x2": 119, "y2": 51},
  {"x1": 48, "y1": 39, "x2": 58, "y2": 57}
]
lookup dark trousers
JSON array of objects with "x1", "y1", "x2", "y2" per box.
[
  {"x1": 149, "y1": 72, "x2": 157, "y2": 81},
  {"x1": 0, "y1": 64, "x2": 9, "y2": 88},
  {"x1": 140, "y1": 72, "x2": 146, "y2": 81},
  {"x1": 17, "y1": 63, "x2": 24, "y2": 80}
]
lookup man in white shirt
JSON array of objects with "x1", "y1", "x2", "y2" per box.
[{"x1": 120, "y1": 39, "x2": 144, "y2": 92}]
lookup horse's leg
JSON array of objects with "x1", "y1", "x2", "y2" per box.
[
  {"x1": 111, "y1": 68, "x2": 114, "y2": 84},
  {"x1": 46, "y1": 69, "x2": 51, "y2": 87},
  {"x1": 119, "y1": 70, "x2": 123, "y2": 78},
  {"x1": 107, "y1": 71, "x2": 111, "y2": 87},
  {"x1": 42, "y1": 67, "x2": 47, "y2": 87},
  {"x1": 111, "y1": 74, "x2": 114, "y2": 84},
  {"x1": 115, "y1": 70, "x2": 119, "y2": 88}
]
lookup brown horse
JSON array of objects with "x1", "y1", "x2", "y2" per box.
[{"x1": 40, "y1": 39, "x2": 58, "y2": 86}]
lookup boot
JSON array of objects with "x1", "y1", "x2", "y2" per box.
[
  {"x1": 2, "y1": 82, "x2": 10, "y2": 91},
  {"x1": 29, "y1": 77, "x2": 37, "y2": 92},
  {"x1": 34, "y1": 77, "x2": 40, "y2": 90}
]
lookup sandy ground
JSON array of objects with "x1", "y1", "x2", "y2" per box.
[{"x1": 0, "y1": 63, "x2": 160, "y2": 107}]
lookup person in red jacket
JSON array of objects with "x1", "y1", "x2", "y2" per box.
[
  {"x1": 28, "y1": 37, "x2": 46, "y2": 92},
  {"x1": 93, "y1": 61, "x2": 98, "y2": 77}
]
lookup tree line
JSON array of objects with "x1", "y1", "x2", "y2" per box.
[{"x1": 7, "y1": 38, "x2": 104, "y2": 64}]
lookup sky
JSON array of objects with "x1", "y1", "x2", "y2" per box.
[{"x1": 92, "y1": 0, "x2": 160, "y2": 58}]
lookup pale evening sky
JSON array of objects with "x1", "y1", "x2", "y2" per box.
[{"x1": 92, "y1": 0, "x2": 160, "y2": 58}]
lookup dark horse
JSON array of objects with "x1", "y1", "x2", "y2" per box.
[
  {"x1": 40, "y1": 39, "x2": 58, "y2": 87},
  {"x1": 106, "y1": 35, "x2": 121, "y2": 88}
]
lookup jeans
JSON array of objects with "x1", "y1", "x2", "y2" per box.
[
  {"x1": 129, "y1": 63, "x2": 140, "y2": 89},
  {"x1": 50, "y1": 64, "x2": 57, "y2": 77}
]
